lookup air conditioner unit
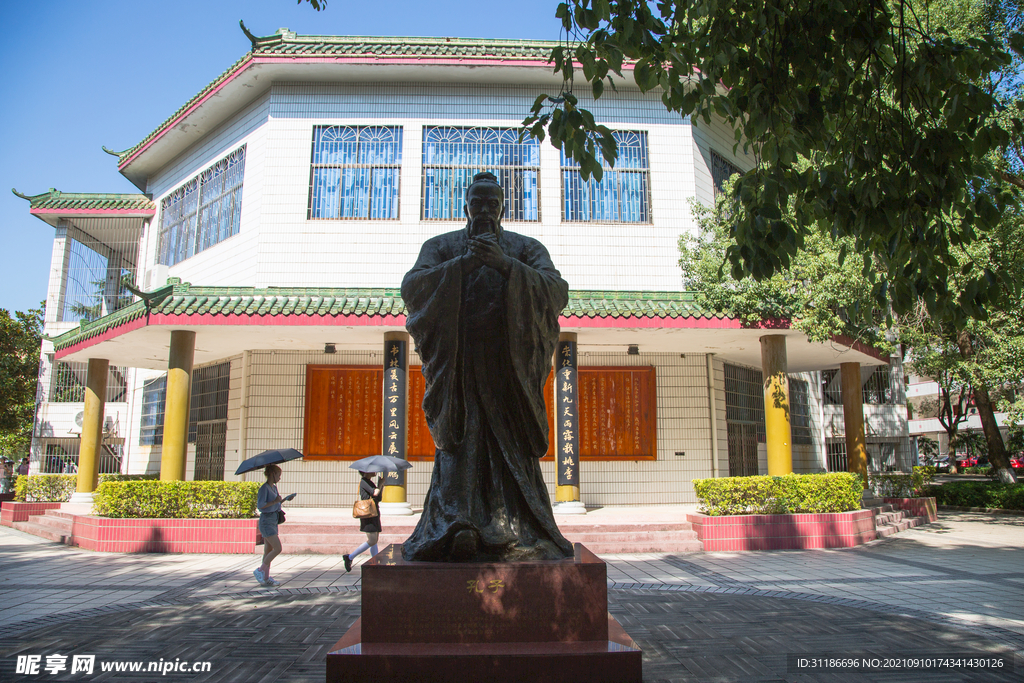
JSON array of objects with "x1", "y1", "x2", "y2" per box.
[{"x1": 146, "y1": 265, "x2": 169, "y2": 290}]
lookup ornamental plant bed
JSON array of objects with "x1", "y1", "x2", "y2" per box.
[
  {"x1": 686, "y1": 510, "x2": 877, "y2": 551},
  {"x1": 689, "y1": 473, "x2": 874, "y2": 550}
]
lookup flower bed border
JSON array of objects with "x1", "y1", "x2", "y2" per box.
[
  {"x1": 1, "y1": 501, "x2": 63, "y2": 525},
  {"x1": 70, "y1": 515, "x2": 258, "y2": 553},
  {"x1": 884, "y1": 497, "x2": 937, "y2": 522},
  {"x1": 685, "y1": 510, "x2": 876, "y2": 551},
  {"x1": 1, "y1": 502, "x2": 258, "y2": 553}
]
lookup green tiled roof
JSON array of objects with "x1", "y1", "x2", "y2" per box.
[
  {"x1": 253, "y1": 33, "x2": 560, "y2": 60},
  {"x1": 117, "y1": 30, "x2": 566, "y2": 167},
  {"x1": 15, "y1": 188, "x2": 155, "y2": 212},
  {"x1": 50, "y1": 282, "x2": 725, "y2": 352}
]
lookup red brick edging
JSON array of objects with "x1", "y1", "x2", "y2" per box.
[
  {"x1": 70, "y1": 516, "x2": 258, "y2": 553},
  {"x1": 1, "y1": 502, "x2": 258, "y2": 553},
  {"x1": 685, "y1": 510, "x2": 877, "y2": 551},
  {"x1": 883, "y1": 497, "x2": 938, "y2": 522},
  {"x1": 1, "y1": 501, "x2": 63, "y2": 525}
]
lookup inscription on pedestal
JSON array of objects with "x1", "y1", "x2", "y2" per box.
[{"x1": 361, "y1": 544, "x2": 607, "y2": 644}]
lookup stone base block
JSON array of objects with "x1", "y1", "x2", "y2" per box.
[{"x1": 326, "y1": 543, "x2": 641, "y2": 683}]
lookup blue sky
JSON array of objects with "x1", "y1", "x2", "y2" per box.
[{"x1": 0, "y1": 0, "x2": 565, "y2": 315}]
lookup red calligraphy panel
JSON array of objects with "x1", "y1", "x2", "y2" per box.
[
  {"x1": 303, "y1": 366, "x2": 383, "y2": 459},
  {"x1": 576, "y1": 367, "x2": 656, "y2": 460}
]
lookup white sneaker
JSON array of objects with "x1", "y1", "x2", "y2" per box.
[
  {"x1": 253, "y1": 568, "x2": 267, "y2": 585},
  {"x1": 265, "y1": 576, "x2": 281, "y2": 587}
]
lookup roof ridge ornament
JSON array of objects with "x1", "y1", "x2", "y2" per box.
[
  {"x1": 239, "y1": 20, "x2": 259, "y2": 49},
  {"x1": 121, "y1": 277, "x2": 175, "y2": 313},
  {"x1": 101, "y1": 146, "x2": 128, "y2": 157}
]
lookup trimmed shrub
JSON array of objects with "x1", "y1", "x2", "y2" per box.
[
  {"x1": 925, "y1": 481, "x2": 1024, "y2": 511},
  {"x1": 13, "y1": 473, "x2": 158, "y2": 502},
  {"x1": 693, "y1": 472, "x2": 863, "y2": 516},
  {"x1": 869, "y1": 466, "x2": 936, "y2": 498},
  {"x1": 93, "y1": 480, "x2": 259, "y2": 519},
  {"x1": 15, "y1": 474, "x2": 76, "y2": 502}
]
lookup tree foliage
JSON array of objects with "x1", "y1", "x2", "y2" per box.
[
  {"x1": 680, "y1": 176, "x2": 891, "y2": 351},
  {"x1": 525, "y1": 0, "x2": 1024, "y2": 327},
  {"x1": 0, "y1": 304, "x2": 43, "y2": 456}
]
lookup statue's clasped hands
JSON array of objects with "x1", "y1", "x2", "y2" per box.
[{"x1": 464, "y1": 234, "x2": 512, "y2": 277}]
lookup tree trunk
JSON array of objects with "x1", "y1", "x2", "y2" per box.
[
  {"x1": 956, "y1": 330, "x2": 1017, "y2": 484},
  {"x1": 973, "y1": 384, "x2": 1018, "y2": 484}
]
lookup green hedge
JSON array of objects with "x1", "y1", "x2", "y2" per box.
[
  {"x1": 93, "y1": 480, "x2": 259, "y2": 519},
  {"x1": 15, "y1": 474, "x2": 76, "y2": 502},
  {"x1": 869, "y1": 466, "x2": 936, "y2": 498},
  {"x1": 925, "y1": 481, "x2": 1024, "y2": 511},
  {"x1": 14, "y1": 473, "x2": 158, "y2": 502},
  {"x1": 693, "y1": 473, "x2": 863, "y2": 516}
]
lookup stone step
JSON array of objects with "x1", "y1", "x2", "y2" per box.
[
  {"x1": 277, "y1": 538, "x2": 705, "y2": 555},
  {"x1": 273, "y1": 521, "x2": 694, "y2": 535},
  {"x1": 12, "y1": 520, "x2": 74, "y2": 545},
  {"x1": 27, "y1": 512, "x2": 74, "y2": 534}
]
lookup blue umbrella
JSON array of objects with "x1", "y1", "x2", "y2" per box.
[
  {"x1": 235, "y1": 448, "x2": 304, "y2": 475},
  {"x1": 348, "y1": 455, "x2": 413, "y2": 473}
]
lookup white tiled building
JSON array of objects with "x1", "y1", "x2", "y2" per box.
[{"x1": 20, "y1": 31, "x2": 910, "y2": 507}]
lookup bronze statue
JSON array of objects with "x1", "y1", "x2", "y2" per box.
[{"x1": 401, "y1": 172, "x2": 573, "y2": 562}]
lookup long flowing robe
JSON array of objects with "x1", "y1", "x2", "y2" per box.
[{"x1": 400, "y1": 228, "x2": 573, "y2": 562}]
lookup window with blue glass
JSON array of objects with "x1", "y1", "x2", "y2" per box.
[
  {"x1": 562, "y1": 131, "x2": 650, "y2": 223},
  {"x1": 140, "y1": 375, "x2": 167, "y2": 446},
  {"x1": 422, "y1": 127, "x2": 539, "y2": 221},
  {"x1": 158, "y1": 146, "x2": 245, "y2": 266},
  {"x1": 308, "y1": 126, "x2": 402, "y2": 220}
]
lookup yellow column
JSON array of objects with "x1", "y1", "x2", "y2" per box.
[
  {"x1": 760, "y1": 335, "x2": 793, "y2": 475},
  {"x1": 380, "y1": 331, "x2": 413, "y2": 515},
  {"x1": 71, "y1": 358, "x2": 108, "y2": 504},
  {"x1": 161, "y1": 330, "x2": 195, "y2": 481},
  {"x1": 841, "y1": 362, "x2": 869, "y2": 487}
]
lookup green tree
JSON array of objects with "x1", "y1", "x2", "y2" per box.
[
  {"x1": 0, "y1": 304, "x2": 44, "y2": 457},
  {"x1": 524, "y1": 0, "x2": 1023, "y2": 328},
  {"x1": 917, "y1": 434, "x2": 940, "y2": 461},
  {"x1": 679, "y1": 176, "x2": 891, "y2": 350}
]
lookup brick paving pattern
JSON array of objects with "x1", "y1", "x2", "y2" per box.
[{"x1": 1, "y1": 510, "x2": 1022, "y2": 682}]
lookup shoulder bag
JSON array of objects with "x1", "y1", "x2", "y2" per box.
[{"x1": 352, "y1": 498, "x2": 378, "y2": 519}]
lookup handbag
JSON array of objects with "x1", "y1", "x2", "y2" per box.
[
  {"x1": 352, "y1": 498, "x2": 378, "y2": 519},
  {"x1": 276, "y1": 509, "x2": 286, "y2": 524}
]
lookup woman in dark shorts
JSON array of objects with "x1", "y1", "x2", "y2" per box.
[
  {"x1": 255, "y1": 464, "x2": 295, "y2": 586},
  {"x1": 343, "y1": 471, "x2": 383, "y2": 572}
]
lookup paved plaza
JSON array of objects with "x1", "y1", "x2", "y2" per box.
[{"x1": 1, "y1": 509, "x2": 1022, "y2": 682}]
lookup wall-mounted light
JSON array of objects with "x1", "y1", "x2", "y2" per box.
[
  {"x1": 627, "y1": 344, "x2": 639, "y2": 355},
  {"x1": 324, "y1": 344, "x2": 336, "y2": 354}
]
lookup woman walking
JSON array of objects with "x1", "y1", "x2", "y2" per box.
[
  {"x1": 255, "y1": 464, "x2": 295, "y2": 586},
  {"x1": 343, "y1": 471, "x2": 383, "y2": 572}
]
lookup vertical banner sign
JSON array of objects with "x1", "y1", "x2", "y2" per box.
[
  {"x1": 556, "y1": 339, "x2": 579, "y2": 487},
  {"x1": 382, "y1": 339, "x2": 408, "y2": 488}
]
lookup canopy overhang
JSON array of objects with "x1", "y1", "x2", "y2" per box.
[{"x1": 50, "y1": 285, "x2": 888, "y2": 373}]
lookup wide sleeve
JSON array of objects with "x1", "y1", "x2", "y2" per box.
[
  {"x1": 401, "y1": 235, "x2": 466, "y2": 449},
  {"x1": 505, "y1": 238, "x2": 569, "y2": 456}
]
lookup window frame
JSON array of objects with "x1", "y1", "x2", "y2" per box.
[
  {"x1": 421, "y1": 126, "x2": 540, "y2": 222},
  {"x1": 307, "y1": 125, "x2": 403, "y2": 221},
  {"x1": 157, "y1": 146, "x2": 246, "y2": 267},
  {"x1": 710, "y1": 149, "x2": 741, "y2": 199},
  {"x1": 561, "y1": 130, "x2": 651, "y2": 224}
]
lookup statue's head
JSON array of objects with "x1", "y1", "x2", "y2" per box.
[{"x1": 464, "y1": 171, "x2": 505, "y2": 237}]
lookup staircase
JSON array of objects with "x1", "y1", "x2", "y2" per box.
[
  {"x1": 274, "y1": 519, "x2": 703, "y2": 555},
  {"x1": 872, "y1": 504, "x2": 929, "y2": 538},
  {"x1": 13, "y1": 509, "x2": 76, "y2": 545}
]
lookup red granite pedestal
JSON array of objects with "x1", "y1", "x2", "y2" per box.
[{"x1": 326, "y1": 543, "x2": 642, "y2": 683}]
